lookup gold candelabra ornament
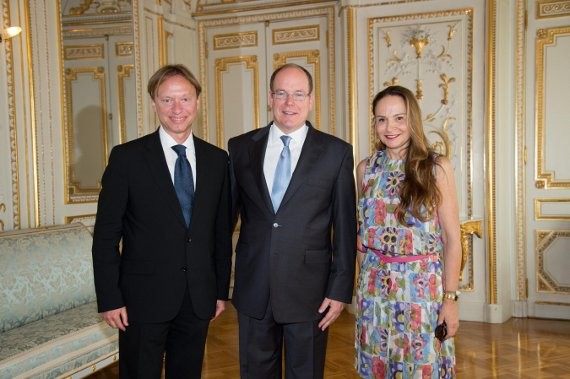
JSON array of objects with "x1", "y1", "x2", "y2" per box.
[
  {"x1": 409, "y1": 36, "x2": 429, "y2": 58},
  {"x1": 0, "y1": 25, "x2": 22, "y2": 43}
]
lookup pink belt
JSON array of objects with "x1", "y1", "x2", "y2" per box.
[{"x1": 366, "y1": 248, "x2": 438, "y2": 263}]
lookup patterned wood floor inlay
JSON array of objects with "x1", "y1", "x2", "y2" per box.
[{"x1": 87, "y1": 304, "x2": 570, "y2": 378}]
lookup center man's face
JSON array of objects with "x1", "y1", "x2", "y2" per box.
[{"x1": 269, "y1": 66, "x2": 314, "y2": 134}]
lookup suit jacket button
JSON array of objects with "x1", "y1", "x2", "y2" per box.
[
  {"x1": 181, "y1": 266, "x2": 187, "y2": 272},
  {"x1": 273, "y1": 223, "x2": 279, "y2": 228}
]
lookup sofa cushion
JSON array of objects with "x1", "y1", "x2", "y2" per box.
[
  {"x1": 0, "y1": 302, "x2": 117, "y2": 379},
  {"x1": 0, "y1": 224, "x2": 96, "y2": 333}
]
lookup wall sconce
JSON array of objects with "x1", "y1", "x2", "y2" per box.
[{"x1": 0, "y1": 26, "x2": 22, "y2": 43}]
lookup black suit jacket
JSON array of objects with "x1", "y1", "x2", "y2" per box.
[
  {"x1": 92, "y1": 130, "x2": 232, "y2": 322},
  {"x1": 228, "y1": 122, "x2": 356, "y2": 323}
]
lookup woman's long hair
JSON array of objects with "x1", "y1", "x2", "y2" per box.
[{"x1": 372, "y1": 86, "x2": 441, "y2": 225}]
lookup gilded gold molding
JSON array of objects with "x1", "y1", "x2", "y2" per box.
[
  {"x1": 116, "y1": 41, "x2": 134, "y2": 56},
  {"x1": 117, "y1": 64, "x2": 135, "y2": 144},
  {"x1": 486, "y1": 0, "x2": 497, "y2": 305},
  {"x1": 0, "y1": 203, "x2": 5, "y2": 231},
  {"x1": 347, "y1": 7, "x2": 357, "y2": 152},
  {"x1": 214, "y1": 56, "x2": 260, "y2": 147},
  {"x1": 213, "y1": 31, "x2": 258, "y2": 50},
  {"x1": 64, "y1": 44, "x2": 105, "y2": 60},
  {"x1": 535, "y1": 301, "x2": 570, "y2": 306},
  {"x1": 3, "y1": 0, "x2": 21, "y2": 229},
  {"x1": 194, "y1": 0, "x2": 333, "y2": 17},
  {"x1": 515, "y1": 0, "x2": 527, "y2": 302},
  {"x1": 460, "y1": 220, "x2": 483, "y2": 289},
  {"x1": 272, "y1": 25, "x2": 320, "y2": 45},
  {"x1": 273, "y1": 50, "x2": 321, "y2": 131},
  {"x1": 535, "y1": 198, "x2": 570, "y2": 220},
  {"x1": 132, "y1": 0, "x2": 144, "y2": 137},
  {"x1": 64, "y1": 213, "x2": 96, "y2": 224},
  {"x1": 536, "y1": 230, "x2": 570, "y2": 293},
  {"x1": 535, "y1": 26, "x2": 570, "y2": 189},
  {"x1": 536, "y1": 0, "x2": 570, "y2": 18},
  {"x1": 63, "y1": 67, "x2": 108, "y2": 204}
]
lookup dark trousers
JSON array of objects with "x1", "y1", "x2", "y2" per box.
[
  {"x1": 238, "y1": 302, "x2": 328, "y2": 379},
  {"x1": 118, "y1": 289, "x2": 210, "y2": 379}
]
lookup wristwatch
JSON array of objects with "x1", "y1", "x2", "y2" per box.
[{"x1": 443, "y1": 291, "x2": 460, "y2": 301}]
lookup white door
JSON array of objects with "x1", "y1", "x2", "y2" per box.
[{"x1": 524, "y1": 1, "x2": 570, "y2": 319}]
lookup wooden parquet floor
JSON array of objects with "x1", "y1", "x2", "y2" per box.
[{"x1": 88, "y1": 304, "x2": 570, "y2": 378}]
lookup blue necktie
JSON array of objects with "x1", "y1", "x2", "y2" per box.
[
  {"x1": 172, "y1": 145, "x2": 194, "y2": 225},
  {"x1": 271, "y1": 135, "x2": 292, "y2": 212}
]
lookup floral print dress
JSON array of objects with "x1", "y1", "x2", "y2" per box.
[{"x1": 355, "y1": 150, "x2": 455, "y2": 379}]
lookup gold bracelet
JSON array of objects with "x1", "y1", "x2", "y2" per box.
[{"x1": 443, "y1": 291, "x2": 460, "y2": 301}]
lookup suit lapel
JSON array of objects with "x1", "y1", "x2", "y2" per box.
[
  {"x1": 143, "y1": 130, "x2": 188, "y2": 227},
  {"x1": 248, "y1": 125, "x2": 274, "y2": 213},
  {"x1": 279, "y1": 124, "x2": 324, "y2": 210}
]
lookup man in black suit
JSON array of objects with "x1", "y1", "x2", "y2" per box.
[
  {"x1": 92, "y1": 64, "x2": 232, "y2": 379},
  {"x1": 229, "y1": 63, "x2": 357, "y2": 378}
]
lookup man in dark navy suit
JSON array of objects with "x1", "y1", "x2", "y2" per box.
[{"x1": 229, "y1": 63, "x2": 357, "y2": 378}]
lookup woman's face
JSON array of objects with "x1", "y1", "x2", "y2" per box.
[{"x1": 373, "y1": 94, "x2": 411, "y2": 160}]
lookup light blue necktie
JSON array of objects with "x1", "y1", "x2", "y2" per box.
[
  {"x1": 271, "y1": 135, "x2": 292, "y2": 212},
  {"x1": 172, "y1": 145, "x2": 195, "y2": 226}
]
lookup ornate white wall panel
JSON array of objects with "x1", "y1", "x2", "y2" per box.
[{"x1": 525, "y1": 0, "x2": 570, "y2": 319}]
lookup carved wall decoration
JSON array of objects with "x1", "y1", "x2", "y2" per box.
[
  {"x1": 536, "y1": 230, "x2": 570, "y2": 296},
  {"x1": 272, "y1": 25, "x2": 320, "y2": 44},
  {"x1": 537, "y1": 0, "x2": 570, "y2": 18},
  {"x1": 214, "y1": 31, "x2": 258, "y2": 50},
  {"x1": 64, "y1": 44, "x2": 104, "y2": 60}
]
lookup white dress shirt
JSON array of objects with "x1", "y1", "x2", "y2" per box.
[
  {"x1": 263, "y1": 123, "x2": 308, "y2": 193},
  {"x1": 159, "y1": 126, "x2": 197, "y2": 189}
]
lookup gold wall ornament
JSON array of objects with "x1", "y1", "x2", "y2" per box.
[
  {"x1": 428, "y1": 116, "x2": 454, "y2": 158},
  {"x1": 537, "y1": 0, "x2": 570, "y2": 18},
  {"x1": 438, "y1": 73, "x2": 456, "y2": 105},
  {"x1": 0, "y1": 203, "x2": 5, "y2": 231},
  {"x1": 460, "y1": 220, "x2": 483, "y2": 282},
  {"x1": 415, "y1": 79, "x2": 423, "y2": 100},
  {"x1": 213, "y1": 31, "x2": 258, "y2": 50},
  {"x1": 272, "y1": 25, "x2": 320, "y2": 45},
  {"x1": 69, "y1": 0, "x2": 94, "y2": 16},
  {"x1": 409, "y1": 35, "x2": 429, "y2": 58},
  {"x1": 382, "y1": 77, "x2": 399, "y2": 88},
  {"x1": 383, "y1": 31, "x2": 391, "y2": 48}
]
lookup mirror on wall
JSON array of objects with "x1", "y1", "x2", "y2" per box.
[{"x1": 60, "y1": 0, "x2": 138, "y2": 203}]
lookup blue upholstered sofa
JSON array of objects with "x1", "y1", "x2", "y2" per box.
[{"x1": 0, "y1": 223, "x2": 118, "y2": 379}]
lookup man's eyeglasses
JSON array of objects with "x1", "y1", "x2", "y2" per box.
[{"x1": 271, "y1": 90, "x2": 310, "y2": 102}]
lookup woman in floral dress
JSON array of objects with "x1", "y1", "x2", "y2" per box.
[{"x1": 355, "y1": 86, "x2": 462, "y2": 378}]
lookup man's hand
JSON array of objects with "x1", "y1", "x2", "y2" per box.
[
  {"x1": 100, "y1": 307, "x2": 128, "y2": 331},
  {"x1": 317, "y1": 298, "x2": 345, "y2": 331},
  {"x1": 212, "y1": 300, "x2": 226, "y2": 321}
]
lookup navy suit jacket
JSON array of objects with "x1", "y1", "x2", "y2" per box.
[
  {"x1": 229, "y1": 122, "x2": 356, "y2": 323},
  {"x1": 92, "y1": 130, "x2": 232, "y2": 322}
]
